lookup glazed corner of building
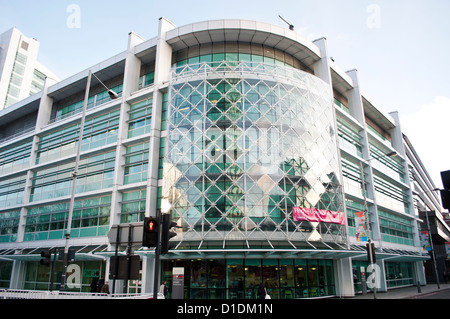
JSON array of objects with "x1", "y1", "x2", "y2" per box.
[{"x1": 0, "y1": 17, "x2": 441, "y2": 294}]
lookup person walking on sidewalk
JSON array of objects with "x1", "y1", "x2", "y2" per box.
[
  {"x1": 159, "y1": 280, "x2": 168, "y2": 298},
  {"x1": 101, "y1": 281, "x2": 110, "y2": 294}
]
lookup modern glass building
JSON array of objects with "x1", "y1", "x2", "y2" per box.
[
  {"x1": 0, "y1": 27, "x2": 60, "y2": 110},
  {"x1": 0, "y1": 18, "x2": 443, "y2": 298}
]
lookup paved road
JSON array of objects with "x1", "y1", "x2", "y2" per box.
[{"x1": 414, "y1": 289, "x2": 450, "y2": 299}]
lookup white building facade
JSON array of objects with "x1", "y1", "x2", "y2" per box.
[
  {"x1": 0, "y1": 18, "x2": 438, "y2": 298},
  {"x1": 0, "y1": 27, "x2": 59, "y2": 110}
]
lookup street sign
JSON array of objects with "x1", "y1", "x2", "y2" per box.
[
  {"x1": 108, "y1": 223, "x2": 144, "y2": 246},
  {"x1": 172, "y1": 267, "x2": 184, "y2": 299},
  {"x1": 109, "y1": 255, "x2": 140, "y2": 280}
]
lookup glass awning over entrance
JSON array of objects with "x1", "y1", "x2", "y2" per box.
[
  {"x1": 0, "y1": 245, "x2": 109, "y2": 262},
  {"x1": 0, "y1": 243, "x2": 430, "y2": 263},
  {"x1": 131, "y1": 242, "x2": 431, "y2": 262},
  {"x1": 349, "y1": 244, "x2": 430, "y2": 262}
]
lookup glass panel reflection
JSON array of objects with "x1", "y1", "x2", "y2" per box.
[{"x1": 163, "y1": 60, "x2": 346, "y2": 247}]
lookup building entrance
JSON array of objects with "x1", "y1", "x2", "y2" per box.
[{"x1": 161, "y1": 258, "x2": 335, "y2": 299}]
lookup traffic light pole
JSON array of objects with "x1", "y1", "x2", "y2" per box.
[
  {"x1": 423, "y1": 210, "x2": 440, "y2": 289},
  {"x1": 49, "y1": 248, "x2": 57, "y2": 292},
  {"x1": 360, "y1": 161, "x2": 377, "y2": 299},
  {"x1": 112, "y1": 224, "x2": 121, "y2": 294},
  {"x1": 152, "y1": 212, "x2": 162, "y2": 299}
]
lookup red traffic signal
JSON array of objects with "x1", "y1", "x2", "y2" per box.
[
  {"x1": 143, "y1": 217, "x2": 159, "y2": 248},
  {"x1": 144, "y1": 217, "x2": 158, "y2": 232},
  {"x1": 148, "y1": 220, "x2": 156, "y2": 231}
]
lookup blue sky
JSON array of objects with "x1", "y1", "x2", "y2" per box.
[{"x1": 1, "y1": 0, "x2": 449, "y2": 188}]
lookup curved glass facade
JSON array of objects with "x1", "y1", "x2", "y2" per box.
[{"x1": 163, "y1": 60, "x2": 346, "y2": 248}]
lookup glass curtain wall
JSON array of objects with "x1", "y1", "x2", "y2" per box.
[
  {"x1": 24, "y1": 194, "x2": 111, "y2": 241},
  {"x1": 0, "y1": 210, "x2": 20, "y2": 242},
  {"x1": 385, "y1": 261, "x2": 414, "y2": 288},
  {"x1": 161, "y1": 258, "x2": 335, "y2": 299},
  {"x1": 163, "y1": 53, "x2": 345, "y2": 248},
  {"x1": 24, "y1": 260, "x2": 105, "y2": 292},
  {"x1": 0, "y1": 139, "x2": 32, "y2": 175}
]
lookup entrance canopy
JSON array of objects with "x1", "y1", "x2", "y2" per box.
[
  {"x1": 133, "y1": 242, "x2": 430, "y2": 262},
  {"x1": 349, "y1": 244, "x2": 430, "y2": 263},
  {"x1": 0, "y1": 243, "x2": 430, "y2": 263},
  {"x1": 0, "y1": 245, "x2": 109, "y2": 262}
]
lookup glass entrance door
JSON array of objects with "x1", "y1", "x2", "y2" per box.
[
  {"x1": 244, "y1": 259, "x2": 261, "y2": 298},
  {"x1": 263, "y1": 260, "x2": 279, "y2": 299}
]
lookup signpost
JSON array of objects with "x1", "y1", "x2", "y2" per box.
[
  {"x1": 108, "y1": 223, "x2": 143, "y2": 293},
  {"x1": 172, "y1": 267, "x2": 185, "y2": 299}
]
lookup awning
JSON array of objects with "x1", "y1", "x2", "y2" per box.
[
  {"x1": 0, "y1": 245, "x2": 109, "y2": 262},
  {"x1": 349, "y1": 244, "x2": 430, "y2": 262},
  {"x1": 0, "y1": 243, "x2": 430, "y2": 263},
  {"x1": 133, "y1": 245, "x2": 366, "y2": 260}
]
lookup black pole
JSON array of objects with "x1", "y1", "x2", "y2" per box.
[
  {"x1": 112, "y1": 225, "x2": 121, "y2": 294},
  {"x1": 59, "y1": 236, "x2": 69, "y2": 291},
  {"x1": 153, "y1": 212, "x2": 162, "y2": 299},
  {"x1": 423, "y1": 211, "x2": 440, "y2": 289},
  {"x1": 49, "y1": 248, "x2": 57, "y2": 292},
  {"x1": 125, "y1": 225, "x2": 133, "y2": 293}
]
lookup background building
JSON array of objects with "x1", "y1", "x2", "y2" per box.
[
  {"x1": 0, "y1": 18, "x2": 440, "y2": 298},
  {"x1": 0, "y1": 27, "x2": 60, "y2": 110}
]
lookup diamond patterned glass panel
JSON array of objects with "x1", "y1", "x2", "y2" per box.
[{"x1": 163, "y1": 61, "x2": 347, "y2": 247}]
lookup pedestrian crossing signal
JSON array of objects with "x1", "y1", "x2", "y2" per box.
[{"x1": 143, "y1": 217, "x2": 159, "y2": 247}]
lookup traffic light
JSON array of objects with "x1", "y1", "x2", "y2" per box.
[
  {"x1": 40, "y1": 249, "x2": 51, "y2": 266},
  {"x1": 143, "y1": 217, "x2": 159, "y2": 247},
  {"x1": 441, "y1": 170, "x2": 450, "y2": 189},
  {"x1": 439, "y1": 189, "x2": 450, "y2": 210},
  {"x1": 161, "y1": 214, "x2": 177, "y2": 254},
  {"x1": 440, "y1": 170, "x2": 450, "y2": 210}
]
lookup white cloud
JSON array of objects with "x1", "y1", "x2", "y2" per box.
[{"x1": 400, "y1": 96, "x2": 450, "y2": 188}]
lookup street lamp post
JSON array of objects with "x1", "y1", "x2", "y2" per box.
[
  {"x1": 359, "y1": 151, "x2": 397, "y2": 299},
  {"x1": 60, "y1": 70, "x2": 118, "y2": 291}
]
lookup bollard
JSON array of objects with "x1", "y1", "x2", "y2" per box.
[{"x1": 417, "y1": 281, "x2": 421, "y2": 293}]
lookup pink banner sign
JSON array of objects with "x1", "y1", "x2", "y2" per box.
[{"x1": 293, "y1": 207, "x2": 345, "y2": 225}]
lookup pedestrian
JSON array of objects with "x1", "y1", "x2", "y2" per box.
[
  {"x1": 159, "y1": 280, "x2": 168, "y2": 298},
  {"x1": 257, "y1": 282, "x2": 266, "y2": 299},
  {"x1": 97, "y1": 277, "x2": 105, "y2": 292},
  {"x1": 90, "y1": 278, "x2": 98, "y2": 293},
  {"x1": 101, "y1": 281, "x2": 110, "y2": 294}
]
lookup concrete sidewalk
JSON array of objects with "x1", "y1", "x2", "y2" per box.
[{"x1": 349, "y1": 283, "x2": 450, "y2": 299}]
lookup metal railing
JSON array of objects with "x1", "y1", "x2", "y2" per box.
[
  {"x1": 171, "y1": 60, "x2": 313, "y2": 86},
  {"x1": 0, "y1": 289, "x2": 164, "y2": 299},
  {"x1": 0, "y1": 127, "x2": 35, "y2": 145}
]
